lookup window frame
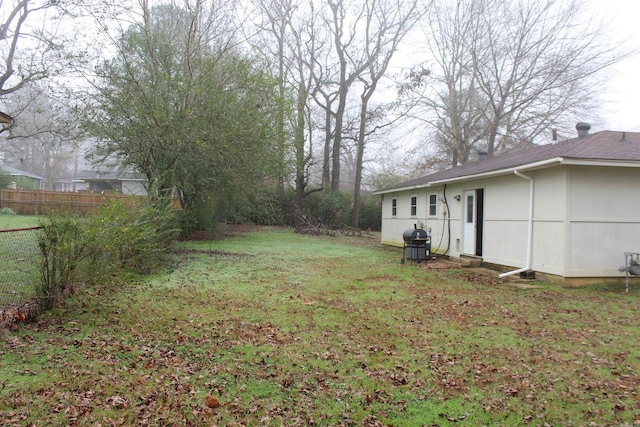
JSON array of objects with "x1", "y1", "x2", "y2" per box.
[
  {"x1": 428, "y1": 193, "x2": 438, "y2": 217},
  {"x1": 391, "y1": 197, "x2": 397, "y2": 217},
  {"x1": 410, "y1": 195, "x2": 418, "y2": 217}
]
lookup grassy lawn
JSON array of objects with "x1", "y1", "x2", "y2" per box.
[
  {"x1": 0, "y1": 213, "x2": 41, "y2": 230},
  {"x1": 1, "y1": 226, "x2": 638, "y2": 426},
  {"x1": 0, "y1": 215, "x2": 42, "y2": 305}
]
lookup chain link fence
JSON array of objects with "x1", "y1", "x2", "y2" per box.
[{"x1": 0, "y1": 227, "x2": 42, "y2": 326}]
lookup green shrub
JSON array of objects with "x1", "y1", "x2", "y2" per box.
[
  {"x1": 242, "y1": 189, "x2": 283, "y2": 225},
  {"x1": 357, "y1": 194, "x2": 381, "y2": 231},
  {"x1": 0, "y1": 207, "x2": 16, "y2": 215},
  {"x1": 0, "y1": 174, "x2": 34, "y2": 189},
  {"x1": 36, "y1": 200, "x2": 179, "y2": 307},
  {"x1": 315, "y1": 191, "x2": 352, "y2": 228},
  {"x1": 83, "y1": 199, "x2": 179, "y2": 275},
  {"x1": 36, "y1": 214, "x2": 91, "y2": 309},
  {"x1": 0, "y1": 173, "x2": 13, "y2": 188},
  {"x1": 182, "y1": 187, "x2": 284, "y2": 238},
  {"x1": 180, "y1": 194, "x2": 230, "y2": 238}
]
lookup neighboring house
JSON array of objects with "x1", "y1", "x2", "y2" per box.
[
  {"x1": 0, "y1": 165, "x2": 45, "y2": 189},
  {"x1": 374, "y1": 123, "x2": 640, "y2": 286},
  {"x1": 47, "y1": 177, "x2": 77, "y2": 192},
  {"x1": 73, "y1": 170, "x2": 148, "y2": 195}
]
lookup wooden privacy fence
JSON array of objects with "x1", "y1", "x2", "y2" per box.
[{"x1": 0, "y1": 189, "x2": 151, "y2": 216}]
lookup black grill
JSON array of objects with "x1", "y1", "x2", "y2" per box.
[{"x1": 401, "y1": 227, "x2": 431, "y2": 264}]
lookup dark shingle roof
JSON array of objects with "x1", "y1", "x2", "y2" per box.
[
  {"x1": 0, "y1": 165, "x2": 45, "y2": 180},
  {"x1": 376, "y1": 130, "x2": 640, "y2": 193}
]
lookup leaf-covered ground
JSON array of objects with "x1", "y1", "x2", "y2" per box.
[{"x1": 1, "y1": 227, "x2": 639, "y2": 426}]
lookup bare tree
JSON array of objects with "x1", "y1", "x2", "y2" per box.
[
  {"x1": 0, "y1": 0, "x2": 70, "y2": 134},
  {"x1": 314, "y1": 88, "x2": 336, "y2": 190},
  {"x1": 350, "y1": 0, "x2": 424, "y2": 228},
  {"x1": 399, "y1": 0, "x2": 487, "y2": 168},
  {"x1": 253, "y1": 0, "x2": 425, "y2": 228},
  {"x1": 405, "y1": 0, "x2": 630, "y2": 167},
  {"x1": 247, "y1": 0, "x2": 292, "y2": 201},
  {"x1": 249, "y1": 0, "x2": 328, "y2": 228},
  {"x1": 324, "y1": 0, "x2": 380, "y2": 192},
  {"x1": 307, "y1": 42, "x2": 339, "y2": 192},
  {"x1": 0, "y1": 82, "x2": 82, "y2": 186}
]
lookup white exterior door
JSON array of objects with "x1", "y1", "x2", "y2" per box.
[{"x1": 463, "y1": 190, "x2": 476, "y2": 255}]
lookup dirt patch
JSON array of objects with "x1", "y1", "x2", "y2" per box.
[
  {"x1": 416, "y1": 259, "x2": 461, "y2": 271},
  {"x1": 418, "y1": 260, "x2": 545, "y2": 288},
  {"x1": 224, "y1": 223, "x2": 266, "y2": 235},
  {"x1": 169, "y1": 248, "x2": 245, "y2": 257}
]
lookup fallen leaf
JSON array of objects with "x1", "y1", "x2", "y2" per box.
[
  {"x1": 106, "y1": 395, "x2": 128, "y2": 408},
  {"x1": 205, "y1": 396, "x2": 220, "y2": 408}
]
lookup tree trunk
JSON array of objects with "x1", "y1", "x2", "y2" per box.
[
  {"x1": 331, "y1": 86, "x2": 346, "y2": 192},
  {"x1": 322, "y1": 104, "x2": 332, "y2": 191},
  {"x1": 293, "y1": 81, "x2": 308, "y2": 230},
  {"x1": 352, "y1": 128, "x2": 365, "y2": 229}
]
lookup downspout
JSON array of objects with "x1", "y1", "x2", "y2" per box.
[
  {"x1": 498, "y1": 170, "x2": 534, "y2": 278},
  {"x1": 436, "y1": 184, "x2": 451, "y2": 256}
]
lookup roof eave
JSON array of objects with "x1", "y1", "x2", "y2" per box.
[
  {"x1": 373, "y1": 183, "x2": 429, "y2": 195},
  {"x1": 373, "y1": 157, "x2": 566, "y2": 195},
  {"x1": 373, "y1": 156, "x2": 640, "y2": 195},
  {"x1": 429, "y1": 157, "x2": 565, "y2": 185},
  {"x1": 559, "y1": 158, "x2": 640, "y2": 168}
]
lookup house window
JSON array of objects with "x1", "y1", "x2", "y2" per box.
[
  {"x1": 410, "y1": 195, "x2": 417, "y2": 216},
  {"x1": 391, "y1": 198, "x2": 397, "y2": 217},
  {"x1": 428, "y1": 193, "x2": 437, "y2": 217}
]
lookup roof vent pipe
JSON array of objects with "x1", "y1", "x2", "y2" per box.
[
  {"x1": 478, "y1": 150, "x2": 488, "y2": 160},
  {"x1": 576, "y1": 122, "x2": 591, "y2": 137}
]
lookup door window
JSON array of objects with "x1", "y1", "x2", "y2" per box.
[{"x1": 466, "y1": 195, "x2": 474, "y2": 223}]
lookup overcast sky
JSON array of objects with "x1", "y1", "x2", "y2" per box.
[{"x1": 588, "y1": 0, "x2": 640, "y2": 132}]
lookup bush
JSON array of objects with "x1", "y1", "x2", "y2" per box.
[
  {"x1": 247, "y1": 189, "x2": 284, "y2": 225},
  {"x1": 36, "y1": 214, "x2": 90, "y2": 309},
  {"x1": 0, "y1": 207, "x2": 16, "y2": 215},
  {"x1": 357, "y1": 194, "x2": 381, "y2": 231},
  {"x1": 314, "y1": 191, "x2": 352, "y2": 228},
  {"x1": 290, "y1": 190, "x2": 381, "y2": 231},
  {"x1": 36, "y1": 200, "x2": 179, "y2": 307},
  {"x1": 0, "y1": 173, "x2": 13, "y2": 188},
  {"x1": 84, "y1": 198, "x2": 179, "y2": 275},
  {"x1": 318, "y1": 191, "x2": 358, "y2": 228},
  {"x1": 223, "y1": 189, "x2": 283, "y2": 226}
]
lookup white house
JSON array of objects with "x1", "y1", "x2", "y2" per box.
[{"x1": 374, "y1": 123, "x2": 640, "y2": 286}]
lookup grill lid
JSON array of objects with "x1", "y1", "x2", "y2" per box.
[{"x1": 403, "y1": 228, "x2": 429, "y2": 242}]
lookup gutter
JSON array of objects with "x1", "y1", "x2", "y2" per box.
[
  {"x1": 372, "y1": 183, "x2": 430, "y2": 195},
  {"x1": 498, "y1": 170, "x2": 534, "y2": 278}
]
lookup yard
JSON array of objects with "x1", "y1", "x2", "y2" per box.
[
  {"x1": 1, "y1": 226, "x2": 639, "y2": 426},
  {"x1": 0, "y1": 213, "x2": 41, "y2": 230},
  {"x1": 0, "y1": 214, "x2": 42, "y2": 308}
]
